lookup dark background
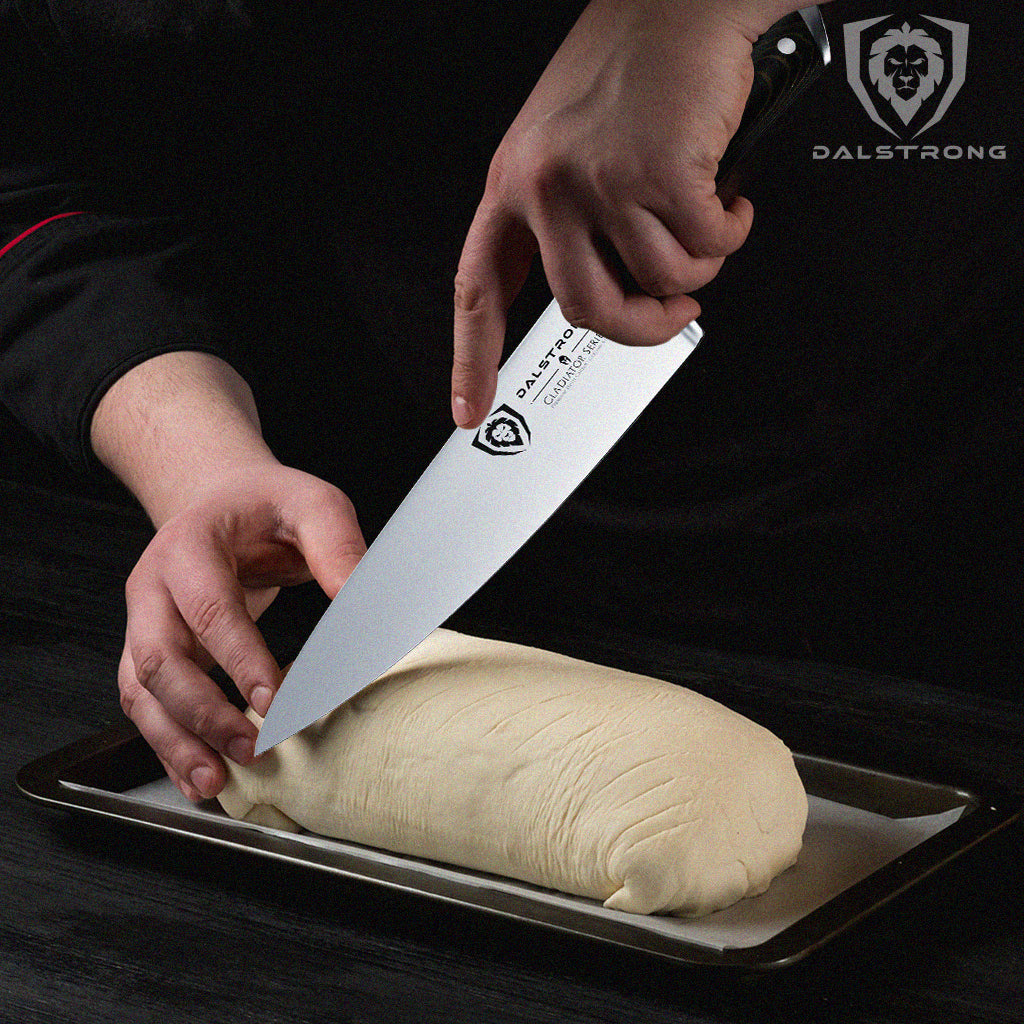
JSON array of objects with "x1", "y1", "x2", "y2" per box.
[
  {"x1": 2, "y1": 0, "x2": 1019, "y2": 694},
  {"x1": 1, "y1": 3, "x2": 1022, "y2": 1021}
]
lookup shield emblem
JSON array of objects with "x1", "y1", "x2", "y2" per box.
[
  {"x1": 843, "y1": 14, "x2": 968, "y2": 139},
  {"x1": 472, "y1": 404, "x2": 531, "y2": 456}
]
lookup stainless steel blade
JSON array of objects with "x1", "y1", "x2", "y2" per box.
[{"x1": 254, "y1": 301, "x2": 702, "y2": 753}]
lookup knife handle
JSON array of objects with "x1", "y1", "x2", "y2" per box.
[{"x1": 715, "y1": 6, "x2": 831, "y2": 189}]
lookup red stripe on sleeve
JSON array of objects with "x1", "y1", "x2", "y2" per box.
[{"x1": 0, "y1": 211, "x2": 88, "y2": 261}]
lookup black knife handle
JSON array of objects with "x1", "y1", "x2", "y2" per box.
[{"x1": 715, "y1": 6, "x2": 831, "y2": 188}]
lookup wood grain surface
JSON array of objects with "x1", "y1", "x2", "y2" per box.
[{"x1": 2, "y1": 478, "x2": 1022, "y2": 1024}]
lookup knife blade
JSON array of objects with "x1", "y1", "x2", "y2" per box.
[
  {"x1": 255, "y1": 309, "x2": 701, "y2": 752},
  {"x1": 255, "y1": 6, "x2": 830, "y2": 755}
]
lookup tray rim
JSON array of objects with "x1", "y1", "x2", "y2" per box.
[{"x1": 16, "y1": 722, "x2": 1022, "y2": 970}]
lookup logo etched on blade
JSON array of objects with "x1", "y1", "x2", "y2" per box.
[{"x1": 472, "y1": 404, "x2": 531, "y2": 456}]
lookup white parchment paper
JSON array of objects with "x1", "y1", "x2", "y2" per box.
[{"x1": 117, "y1": 778, "x2": 964, "y2": 951}]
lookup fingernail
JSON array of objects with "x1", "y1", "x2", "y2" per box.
[
  {"x1": 190, "y1": 766, "x2": 217, "y2": 798},
  {"x1": 228, "y1": 736, "x2": 253, "y2": 764},
  {"x1": 251, "y1": 685, "x2": 274, "y2": 716},
  {"x1": 452, "y1": 394, "x2": 473, "y2": 428}
]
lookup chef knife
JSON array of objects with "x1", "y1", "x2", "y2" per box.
[{"x1": 255, "y1": 6, "x2": 830, "y2": 754}]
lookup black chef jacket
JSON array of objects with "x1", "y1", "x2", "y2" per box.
[{"x1": 1, "y1": 1, "x2": 1021, "y2": 695}]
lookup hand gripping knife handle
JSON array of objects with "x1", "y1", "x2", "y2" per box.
[{"x1": 717, "y1": 5, "x2": 831, "y2": 189}]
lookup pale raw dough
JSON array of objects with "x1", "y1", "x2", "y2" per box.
[{"x1": 218, "y1": 629, "x2": 807, "y2": 917}]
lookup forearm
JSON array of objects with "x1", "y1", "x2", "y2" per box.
[{"x1": 90, "y1": 352, "x2": 279, "y2": 528}]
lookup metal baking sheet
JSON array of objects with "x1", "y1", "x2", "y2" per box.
[{"x1": 17, "y1": 722, "x2": 1021, "y2": 969}]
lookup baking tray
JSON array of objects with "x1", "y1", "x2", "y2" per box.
[{"x1": 17, "y1": 722, "x2": 1021, "y2": 969}]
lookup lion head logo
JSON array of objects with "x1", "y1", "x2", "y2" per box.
[
  {"x1": 472, "y1": 404, "x2": 531, "y2": 456},
  {"x1": 845, "y1": 14, "x2": 968, "y2": 139},
  {"x1": 869, "y1": 23, "x2": 944, "y2": 126},
  {"x1": 485, "y1": 416, "x2": 523, "y2": 448}
]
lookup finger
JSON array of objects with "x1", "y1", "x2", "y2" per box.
[
  {"x1": 164, "y1": 538, "x2": 282, "y2": 717},
  {"x1": 535, "y1": 216, "x2": 700, "y2": 347},
  {"x1": 286, "y1": 484, "x2": 367, "y2": 600},
  {"x1": 660, "y1": 189, "x2": 754, "y2": 259},
  {"x1": 157, "y1": 753, "x2": 198, "y2": 802},
  {"x1": 129, "y1": 561, "x2": 272, "y2": 737},
  {"x1": 118, "y1": 646, "x2": 226, "y2": 801},
  {"x1": 453, "y1": 200, "x2": 537, "y2": 428},
  {"x1": 603, "y1": 204, "x2": 726, "y2": 297}
]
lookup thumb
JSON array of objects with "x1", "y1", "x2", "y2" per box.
[
  {"x1": 453, "y1": 201, "x2": 536, "y2": 429},
  {"x1": 291, "y1": 483, "x2": 367, "y2": 600}
]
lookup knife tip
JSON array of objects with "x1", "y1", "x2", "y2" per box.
[{"x1": 253, "y1": 718, "x2": 293, "y2": 756}]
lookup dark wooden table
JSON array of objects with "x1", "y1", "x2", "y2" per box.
[{"x1": 2, "y1": 476, "x2": 1022, "y2": 1024}]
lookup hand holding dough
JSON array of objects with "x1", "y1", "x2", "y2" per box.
[{"x1": 218, "y1": 629, "x2": 807, "y2": 917}]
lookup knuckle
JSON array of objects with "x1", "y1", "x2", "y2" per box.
[
  {"x1": 119, "y1": 677, "x2": 141, "y2": 720},
  {"x1": 674, "y1": 139, "x2": 719, "y2": 183},
  {"x1": 186, "y1": 592, "x2": 234, "y2": 641},
  {"x1": 636, "y1": 269, "x2": 684, "y2": 298},
  {"x1": 528, "y1": 153, "x2": 573, "y2": 207},
  {"x1": 558, "y1": 297, "x2": 598, "y2": 332},
  {"x1": 336, "y1": 537, "x2": 367, "y2": 566},
  {"x1": 317, "y1": 493, "x2": 364, "y2": 549},
  {"x1": 591, "y1": 156, "x2": 631, "y2": 205},
  {"x1": 321, "y1": 485, "x2": 359, "y2": 526},
  {"x1": 124, "y1": 562, "x2": 154, "y2": 605},
  {"x1": 685, "y1": 258, "x2": 725, "y2": 291},
  {"x1": 189, "y1": 699, "x2": 222, "y2": 741},
  {"x1": 165, "y1": 739, "x2": 198, "y2": 778},
  {"x1": 451, "y1": 347, "x2": 485, "y2": 379},
  {"x1": 134, "y1": 643, "x2": 173, "y2": 692},
  {"x1": 221, "y1": 639, "x2": 260, "y2": 688},
  {"x1": 685, "y1": 237, "x2": 716, "y2": 261},
  {"x1": 680, "y1": 209, "x2": 732, "y2": 260},
  {"x1": 452, "y1": 271, "x2": 488, "y2": 318}
]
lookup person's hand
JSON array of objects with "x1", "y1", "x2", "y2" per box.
[
  {"x1": 117, "y1": 464, "x2": 366, "y2": 802},
  {"x1": 452, "y1": 0, "x2": 790, "y2": 428}
]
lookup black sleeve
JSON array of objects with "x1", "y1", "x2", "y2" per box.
[{"x1": 0, "y1": 2, "x2": 260, "y2": 472}]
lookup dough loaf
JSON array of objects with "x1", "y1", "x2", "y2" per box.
[{"x1": 218, "y1": 629, "x2": 807, "y2": 917}]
